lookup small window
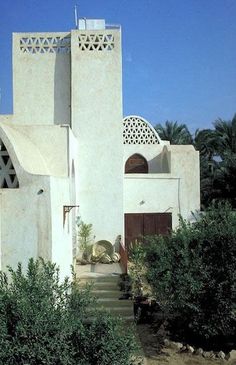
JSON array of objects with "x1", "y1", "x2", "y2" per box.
[{"x1": 125, "y1": 154, "x2": 148, "y2": 173}]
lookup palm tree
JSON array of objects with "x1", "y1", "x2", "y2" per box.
[
  {"x1": 154, "y1": 116, "x2": 236, "y2": 208},
  {"x1": 213, "y1": 152, "x2": 236, "y2": 207},
  {"x1": 197, "y1": 114, "x2": 236, "y2": 208},
  {"x1": 155, "y1": 121, "x2": 192, "y2": 145},
  {"x1": 213, "y1": 114, "x2": 236, "y2": 157},
  {"x1": 193, "y1": 128, "x2": 217, "y2": 160}
]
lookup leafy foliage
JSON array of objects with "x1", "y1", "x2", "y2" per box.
[
  {"x1": 196, "y1": 114, "x2": 236, "y2": 208},
  {"x1": 77, "y1": 221, "x2": 93, "y2": 249},
  {"x1": 76, "y1": 220, "x2": 94, "y2": 259},
  {"x1": 214, "y1": 116, "x2": 236, "y2": 156},
  {"x1": 129, "y1": 241, "x2": 148, "y2": 297},
  {"x1": 0, "y1": 258, "x2": 137, "y2": 365},
  {"x1": 155, "y1": 114, "x2": 236, "y2": 208},
  {"x1": 155, "y1": 120, "x2": 192, "y2": 144},
  {"x1": 130, "y1": 202, "x2": 236, "y2": 340}
]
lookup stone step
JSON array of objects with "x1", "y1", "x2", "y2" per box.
[
  {"x1": 84, "y1": 314, "x2": 134, "y2": 323},
  {"x1": 91, "y1": 289, "x2": 121, "y2": 299},
  {"x1": 77, "y1": 273, "x2": 120, "y2": 281},
  {"x1": 76, "y1": 263, "x2": 123, "y2": 276},
  {"x1": 77, "y1": 273, "x2": 134, "y2": 321},
  {"x1": 97, "y1": 298, "x2": 133, "y2": 308},
  {"x1": 78, "y1": 276, "x2": 120, "y2": 289},
  {"x1": 79, "y1": 281, "x2": 120, "y2": 291},
  {"x1": 78, "y1": 275, "x2": 120, "y2": 282},
  {"x1": 97, "y1": 306, "x2": 133, "y2": 314}
]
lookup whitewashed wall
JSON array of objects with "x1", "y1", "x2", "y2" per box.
[
  {"x1": 13, "y1": 33, "x2": 71, "y2": 126},
  {"x1": 124, "y1": 144, "x2": 200, "y2": 229},
  {"x1": 0, "y1": 122, "x2": 77, "y2": 279},
  {"x1": 71, "y1": 29, "x2": 123, "y2": 245}
]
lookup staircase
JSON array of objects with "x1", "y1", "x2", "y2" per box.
[{"x1": 78, "y1": 272, "x2": 134, "y2": 321}]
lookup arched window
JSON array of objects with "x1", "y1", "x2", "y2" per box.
[
  {"x1": 0, "y1": 140, "x2": 19, "y2": 188},
  {"x1": 125, "y1": 154, "x2": 148, "y2": 174}
]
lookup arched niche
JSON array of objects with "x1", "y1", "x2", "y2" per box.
[{"x1": 125, "y1": 154, "x2": 148, "y2": 174}]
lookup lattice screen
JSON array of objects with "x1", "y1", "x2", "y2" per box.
[
  {"x1": 78, "y1": 34, "x2": 114, "y2": 51},
  {"x1": 0, "y1": 141, "x2": 19, "y2": 188},
  {"x1": 20, "y1": 36, "x2": 71, "y2": 54},
  {"x1": 123, "y1": 116, "x2": 161, "y2": 144}
]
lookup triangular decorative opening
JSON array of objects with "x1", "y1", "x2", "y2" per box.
[
  {"x1": 0, "y1": 140, "x2": 19, "y2": 188},
  {"x1": 78, "y1": 33, "x2": 114, "y2": 51},
  {"x1": 20, "y1": 35, "x2": 71, "y2": 54},
  {"x1": 2, "y1": 179, "x2": 8, "y2": 188},
  {"x1": 123, "y1": 116, "x2": 161, "y2": 145}
]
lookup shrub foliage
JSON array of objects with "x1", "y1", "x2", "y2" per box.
[
  {"x1": 131, "y1": 202, "x2": 236, "y2": 340},
  {"x1": 0, "y1": 258, "x2": 137, "y2": 365}
]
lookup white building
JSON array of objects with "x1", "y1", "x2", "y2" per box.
[{"x1": 0, "y1": 19, "x2": 200, "y2": 277}]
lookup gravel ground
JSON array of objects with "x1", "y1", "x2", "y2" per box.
[{"x1": 137, "y1": 324, "x2": 226, "y2": 365}]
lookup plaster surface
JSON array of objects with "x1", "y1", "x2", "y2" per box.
[
  {"x1": 0, "y1": 121, "x2": 77, "y2": 278},
  {"x1": 71, "y1": 29, "x2": 124, "y2": 245},
  {"x1": 13, "y1": 32, "x2": 71, "y2": 126},
  {"x1": 124, "y1": 143, "x2": 200, "y2": 229}
]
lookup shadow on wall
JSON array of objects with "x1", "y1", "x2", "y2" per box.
[
  {"x1": 162, "y1": 147, "x2": 171, "y2": 173},
  {"x1": 54, "y1": 50, "x2": 71, "y2": 126},
  {"x1": 70, "y1": 160, "x2": 76, "y2": 205},
  {"x1": 148, "y1": 147, "x2": 170, "y2": 173}
]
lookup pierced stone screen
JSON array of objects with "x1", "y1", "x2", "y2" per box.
[
  {"x1": 78, "y1": 34, "x2": 114, "y2": 51},
  {"x1": 123, "y1": 116, "x2": 160, "y2": 144},
  {"x1": 20, "y1": 36, "x2": 71, "y2": 54},
  {"x1": 0, "y1": 141, "x2": 19, "y2": 188}
]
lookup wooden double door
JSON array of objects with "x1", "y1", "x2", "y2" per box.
[{"x1": 125, "y1": 213, "x2": 172, "y2": 252}]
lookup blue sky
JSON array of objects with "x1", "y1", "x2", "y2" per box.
[{"x1": 0, "y1": 0, "x2": 235, "y2": 131}]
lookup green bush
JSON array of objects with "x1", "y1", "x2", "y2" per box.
[
  {"x1": 0, "y1": 258, "x2": 137, "y2": 365},
  {"x1": 131, "y1": 202, "x2": 236, "y2": 340}
]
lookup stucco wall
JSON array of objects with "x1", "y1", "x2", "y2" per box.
[
  {"x1": 124, "y1": 144, "x2": 200, "y2": 230},
  {"x1": 50, "y1": 127, "x2": 79, "y2": 277},
  {"x1": 0, "y1": 122, "x2": 68, "y2": 177},
  {"x1": 71, "y1": 29, "x2": 124, "y2": 245},
  {"x1": 124, "y1": 144, "x2": 170, "y2": 173},
  {"x1": 13, "y1": 32, "x2": 71, "y2": 126},
  {"x1": 124, "y1": 175, "x2": 180, "y2": 228},
  {"x1": 0, "y1": 173, "x2": 52, "y2": 272},
  {"x1": 0, "y1": 173, "x2": 75, "y2": 279},
  {"x1": 169, "y1": 145, "x2": 200, "y2": 221},
  {"x1": 50, "y1": 177, "x2": 73, "y2": 279},
  {"x1": 0, "y1": 123, "x2": 77, "y2": 278},
  {"x1": 0, "y1": 128, "x2": 52, "y2": 271},
  {"x1": 0, "y1": 115, "x2": 13, "y2": 123}
]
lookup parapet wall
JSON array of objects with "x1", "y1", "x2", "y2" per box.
[{"x1": 13, "y1": 32, "x2": 71, "y2": 126}]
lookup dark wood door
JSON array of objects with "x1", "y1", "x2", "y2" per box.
[
  {"x1": 125, "y1": 214, "x2": 143, "y2": 252},
  {"x1": 145, "y1": 213, "x2": 172, "y2": 236},
  {"x1": 125, "y1": 213, "x2": 172, "y2": 252}
]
